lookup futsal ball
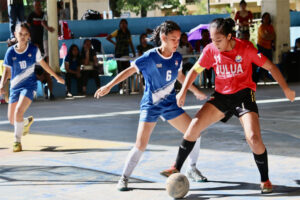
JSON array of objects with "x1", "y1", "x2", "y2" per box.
[{"x1": 166, "y1": 173, "x2": 190, "y2": 199}]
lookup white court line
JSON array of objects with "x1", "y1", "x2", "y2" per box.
[{"x1": 0, "y1": 97, "x2": 299, "y2": 125}]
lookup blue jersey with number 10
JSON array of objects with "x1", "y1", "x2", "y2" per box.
[
  {"x1": 133, "y1": 48, "x2": 182, "y2": 109},
  {"x1": 3, "y1": 43, "x2": 43, "y2": 92}
]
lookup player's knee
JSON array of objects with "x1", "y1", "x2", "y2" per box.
[{"x1": 246, "y1": 132, "x2": 261, "y2": 145}]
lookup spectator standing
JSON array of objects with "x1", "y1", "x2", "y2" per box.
[
  {"x1": 80, "y1": 39, "x2": 100, "y2": 95},
  {"x1": 7, "y1": 0, "x2": 26, "y2": 46},
  {"x1": 195, "y1": 29, "x2": 213, "y2": 88},
  {"x1": 255, "y1": 12, "x2": 275, "y2": 82},
  {"x1": 106, "y1": 19, "x2": 135, "y2": 94},
  {"x1": 234, "y1": 0, "x2": 253, "y2": 39},
  {"x1": 27, "y1": 0, "x2": 56, "y2": 100},
  {"x1": 177, "y1": 33, "x2": 194, "y2": 75}
]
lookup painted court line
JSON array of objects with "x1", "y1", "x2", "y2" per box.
[{"x1": 0, "y1": 97, "x2": 299, "y2": 125}]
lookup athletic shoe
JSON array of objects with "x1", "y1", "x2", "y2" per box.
[
  {"x1": 13, "y1": 142, "x2": 22, "y2": 152},
  {"x1": 261, "y1": 179, "x2": 273, "y2": 194},
  {"x1": 160, "y1": 166, "x2": 179, "y2": 177},
  {"x1": 186, "y1": 167, "x2": 208, "y2": 182},
  {"x1": 117, "y1": 176, "x2": 129, "y2": 191},
  {"x1": 23, "y1": 116, "x2": 34, "y2": 136}
]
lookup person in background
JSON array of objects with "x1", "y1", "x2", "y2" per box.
[
  {"x1": 7, "y1": 0, "x2": 26, "y2": 46},
  {"x1": 137, "y1": 33, "x2": 154, "y2": 56},
  {"x1": 63, "y1": 44, "x2": 82, "y2": 97},
  {"x1": 256, "y1": 12, "x2": 275, "y2": 82},
  {"x1": 294, "y1": 38, "x2": 300, "y2": 52},
  {"x1": 234, "y1": 0, "x2": 253, "y2": 39},
  {"x1": 106, "y1": 19, "x2": 136, "y2": 94},
  {"x1": 80, "y1": 39, "x2": 100, "y2": 95},
  {"x1": 177, "y1": 33, "x2": 194, "y2": 75},
  {"x1": 195, "y1": 29, "x2": 213, "y2": 88}
]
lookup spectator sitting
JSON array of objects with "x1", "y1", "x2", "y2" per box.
[
  {"x1": 63, "y1": 44, "x2": 82, "y2": 97},
  {"x1": 294, "y1": 38, "x2": 300, "y2": 52},
  {"x1": 137, "y1": 33, "x2": 154, "y2": 56},
  {"x1": 234, "y1": 0, "x2": 253, "y2": 39},
  {"x1": 80, "y1": 39, "x2": 100, "y2": 95}
]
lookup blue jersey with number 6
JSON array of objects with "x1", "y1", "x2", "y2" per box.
[
  {"x1": 133, "y1": 48, "x2": 182, "y2": 109},
  {"x1": 3, "y1": 43, "x2": 43, "y2": 92}
]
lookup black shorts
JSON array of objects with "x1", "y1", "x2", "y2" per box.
[{"x1": 207, "y1": 88, "x2": 258, "y2": 123}]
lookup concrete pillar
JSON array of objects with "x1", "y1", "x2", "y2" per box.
[
  {"x1": 47, "y1": 0, "x2": 60, "y2": 72},
  {"x1": 261, "y1": 0, "x2": 290, "y2": 64}
]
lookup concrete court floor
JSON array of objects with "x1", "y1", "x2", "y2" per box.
[{"x1": 0, "y1": 83, "x2": 299, "y2": 200}]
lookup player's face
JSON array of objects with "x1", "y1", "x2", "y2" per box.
[
  {"x1": 164, "y1": 30, "x2": 181, "y2": 52},
  {"x1": 15, "y1": 27, "x2": 30, "y2": 45},
  {"x1": 210, "y1": 28, "x2": 231, "y2": 52}
]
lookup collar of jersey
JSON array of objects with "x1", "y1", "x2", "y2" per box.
[
  {"x1": 13, "y1": 43, "x2": 29, "y2": 55},
  {"x1": 155, "y1": 48, "x2": 173, "y2": 60}
]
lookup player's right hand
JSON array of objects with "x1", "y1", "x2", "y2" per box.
[
  {"x1": 176, "y1": 91, "x2": 186, "y2": 108},
  {"x1": 0, "y1": 87, "x2": 5, "y2": 95},
  {"x1": 94, "y1": 85, "x2": 111, "y2": 99},
  {"x1": 284, "y1": 88, "x2": 296, "y2": 102}
]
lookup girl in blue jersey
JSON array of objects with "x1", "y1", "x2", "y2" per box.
[
  {"x1": 94, "y1": 21, "x2": 207, "y2": 191},
  {"x1": 0, "y1": 23, "x2": 65, "y2": 152}
]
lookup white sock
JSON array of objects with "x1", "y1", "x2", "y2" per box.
[
  {"x1": 14, "y1": 121, "x2": 24, "y2": 143},
  {"x1": 187, "y1": 137, "x2": 201, "y2": 168},
  {"x1": 122, "y1": 146, "x2": 143, "y2": 178}
]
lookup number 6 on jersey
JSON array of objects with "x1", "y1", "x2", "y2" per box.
[{"x1": 166, "y1": 70, "x2": 172, "y2": 81}]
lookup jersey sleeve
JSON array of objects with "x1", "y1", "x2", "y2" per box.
[
  {"x1": 110, "y1": 30, "x2": 118, "y2": 38},
  {"x1": 248, "y1": 44, "x2": 268, "y2": 67},
  {"x1": 35, "y1": 48, "x2": 43, "y2": 63},
  {"x1": 3, "y1": 48, "x2": 13, "y2": 68},
  {"x1": 198, "y1": 46, "x2": 214, "y2": 70},
  {"x1": 133, "y1": 54, "x2": 149, "y2": 73}
]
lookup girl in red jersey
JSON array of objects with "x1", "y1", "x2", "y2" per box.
[{"x1": 160, "y1": 18, "x2": 296, "y2": 194}]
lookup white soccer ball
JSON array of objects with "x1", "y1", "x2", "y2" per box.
[{"x1": 166, "y1": 173, "x2": 190, "y2": 199}]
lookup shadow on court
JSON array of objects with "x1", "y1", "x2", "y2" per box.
[
  {"x1": 185, "y1": 180, "x2": 300, "y2": 199},
  {"x1": 0, "y1": 165, "x2": 151, "y2": 186}
]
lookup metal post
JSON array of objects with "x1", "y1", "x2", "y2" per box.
[
  {"x1": 208, "y1": 0, "x2": 210, "y2": 14},
  {"x1": 46, "y1": 0, "x2": 59, "y2": 72}
]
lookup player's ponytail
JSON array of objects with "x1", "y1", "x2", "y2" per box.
[
  {"x1": 149, "y1": 20, "x2": 181, "y2": 46},
  {"x1": 210, "y1": 18, "x2": 235, "y2": 37}
]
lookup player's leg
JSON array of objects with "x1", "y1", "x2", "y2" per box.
[
  {"x1": 117, "y1": 121, "x2": 156, "y2": 191},
  {"x1": 239, "y1": 112, "x2": 272, "y2": 193},
  {"x1": 161, "y1": 103, "x2": 224, "y2": 176},
  {"x1": 167, "y1": 112, "x2": 207, "y2": 182},
  {"x1": 13, "y1": 93, "x2": 32, "y2": 152}
]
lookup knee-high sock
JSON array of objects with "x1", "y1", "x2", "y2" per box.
[
  {"x1": 253, "y1": 149, "x2": 269, "y2": 182},
  {"x1": 174, "y1": 139, "x2": 196, "y2": 171},
  {"x1": 187, "y1": 137, "x2": 201, "y2": 167},
  {"x1": 122, "y1": 146, "x2": 143, "y2": 178},
  {"x1": 14, "y1": 121, "x2": 24, "y2": 143}
]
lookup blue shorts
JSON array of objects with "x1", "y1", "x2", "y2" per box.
[
  {"x1": 139, "y1": 101, "x2": 185, "y2": 122},
  {"x1": 9, "y1": 88, "x2": 35, "y2": 104}
]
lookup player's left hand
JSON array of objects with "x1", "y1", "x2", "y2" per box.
[
  {"x1": 56, "y1": 76, "x2": 65, "y2": 85},
  {"x1": 284, "y1": 88, "x2": 296, "y2": 102},
  {"x1": 193, "y1": 90, "x2": 207, "y2": 101}
]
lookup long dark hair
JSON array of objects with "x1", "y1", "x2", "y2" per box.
[
  {"x1": 67, "y1": 44, "x2": 80, "y2": 61},
  {"x1": 261, "y1": 12, "x2": 271, "y2": 25},
  {"x1": 119, "y1": 18, "x2": 130, "y2": 34},
  {"x1": 179, "y1": 33, "x2": 189, "y2": 48},
  {"x1": 149, "y1": 20, "x2": 181, "y2": 46},
  {"x1": 81, "y1": 39, "x2": 94, "y2": 61},
  {"x1": 210, "y1": 18, "x2": 235, "y2": 37}
]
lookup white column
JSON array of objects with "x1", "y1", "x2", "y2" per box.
[
  {"x1": 47, "y1": 0, "x2": 60, "y2": 72},
  {"x1": 261, "y1": 0, "x2": 290, "y2": 64}
]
